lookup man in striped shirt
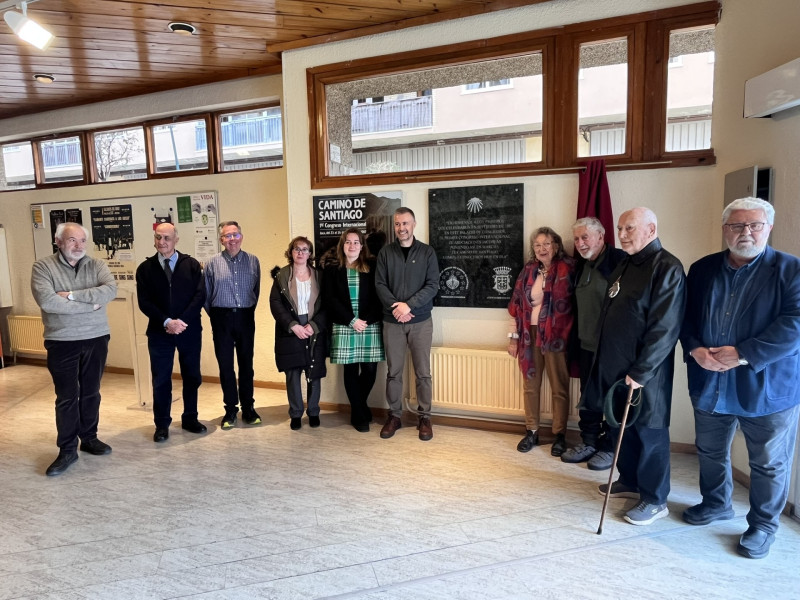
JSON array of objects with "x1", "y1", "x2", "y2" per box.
[{"x1": 204, "y1": 221, "x2": 262, "y2": 429}]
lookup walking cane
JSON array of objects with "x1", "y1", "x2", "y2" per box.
[{"x1": 597, "y1": 382, "x2": 636, "y2": 535}]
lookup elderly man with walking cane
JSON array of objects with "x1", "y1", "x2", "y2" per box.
[{"x1": 582, "y1": 207, "x2": 686, "y2": 526}]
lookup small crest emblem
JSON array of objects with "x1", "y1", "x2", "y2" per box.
[{"x1": 493, "y1": 266, "x2": 513, "y2": 294}]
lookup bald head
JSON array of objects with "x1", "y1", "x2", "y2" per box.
[
  {"x1": 154, "y1": 223, "x2": 179, "y2": 258},
  {"x1": 617, "y1": 207, "x2": 658, "y2": 255}
]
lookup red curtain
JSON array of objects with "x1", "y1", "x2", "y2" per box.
[{"x1": 577, "y1": 159, "x2": 615, "y2": 247}]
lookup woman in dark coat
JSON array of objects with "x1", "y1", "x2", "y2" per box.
[
  {"x1": 269, "y1": 236, "x2": 327, "y2": 430},
  {"x1": 323, "y1": 228, "x2": 385, "y2": 432}
]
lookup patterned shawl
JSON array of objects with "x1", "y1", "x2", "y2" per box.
[{"x1": 508, "y1": 255, "x2": 575, "y2": 378}]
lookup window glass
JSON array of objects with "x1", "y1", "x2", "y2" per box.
[
  {"x1": 40, "y1": 136, "x2": 84, "y2": 184},
  {"x1": 665, "y1": 25, "x2": 715, "y2": 152},
  {"x1": 577, "y1": 37, "x2": 628, "y2": 158},
  {"x1": 463, "y1": 79, "x2": 512, "y2": 92},
  {"x1": 327, "y1": 53, "x2": 543, "y2": 177},
  {"x1": 93, "y1": 126, "x2": 147, "y2": 182},
  {"x1": 216, "y1": 106, "x2": 284, "y2": 171},
  {"x1": 1, "y1": 142, "x2": 35, "y2": 190},
  {"x1": 151, "y1": 118, "x2": 209, "y2": 173}
]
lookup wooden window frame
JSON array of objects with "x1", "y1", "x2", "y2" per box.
[
  {"x1": 0, "y1": 103, "x2": 285, "y2": 193},
  {"x1": 32, "y1": 132, "x2": 89, "y2": 188},
  {"x1": 144, "y1": 113, "x2": 214, "y2": 179},
  {"x1": 211, "y1": 102, "x2": 284, "y2": 173},
  {"x1": 308, "y1": 1, "x2": 719, "y2": 189},
  {"x1": 87, "y1": 124, "x2": 148, "y2": 184}
]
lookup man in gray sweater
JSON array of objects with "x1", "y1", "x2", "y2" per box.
[{"x1": 31, "y1": 223, "x2": 117, "y2": 476}]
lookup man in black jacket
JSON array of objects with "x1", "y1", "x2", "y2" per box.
[
  {"x1": 136, "y1": 223, "x2": 207, "y2": 442},
  {"x1": 583, "y1": 207, "x2": 686, "y2": 526},
  {"x1": 375, "y1": 208, "x2": 439, "y2": 441}
]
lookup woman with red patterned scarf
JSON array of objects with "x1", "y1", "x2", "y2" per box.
[{"x1": 508, "y1": 227, "x2": 576, "y2": 456}]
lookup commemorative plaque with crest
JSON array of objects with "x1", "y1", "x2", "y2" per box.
[{"x1": 429, "y1": 184, "x2": 524, "y2": 308}]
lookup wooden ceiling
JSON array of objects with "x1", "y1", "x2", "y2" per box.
[{"x1": 0, "y1": 0, "x2": 550, "y2": 121}]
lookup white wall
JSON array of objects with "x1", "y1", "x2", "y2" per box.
[{"x1": 0, "y1": 76, "x2": 289, "y2": 385}]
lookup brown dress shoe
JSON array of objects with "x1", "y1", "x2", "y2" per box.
[
  {"x1": 380, "y1": 415, "x2": 402, "y2": 439},
  {"x1": 418, "y1": 417, "x2": 433, "y2": 441}
]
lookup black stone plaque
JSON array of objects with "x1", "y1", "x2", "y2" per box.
[{"x1": 429, "y1": 184, "x2": 524, "y2": 308}]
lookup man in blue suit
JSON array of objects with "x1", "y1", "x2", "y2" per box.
[{"x1": 680, "y1": 197, "x2": 800, "y2": 559}]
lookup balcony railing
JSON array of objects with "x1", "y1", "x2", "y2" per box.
[
  {"x1": 351, "y1": 96, "x2": 433, "y2": 134},
  {"x1": 42, "y1": 141, "x2": 82, "y2": 168},
  {"x1": 196, "y1": 115, "x2": 283, "y2": 150}
]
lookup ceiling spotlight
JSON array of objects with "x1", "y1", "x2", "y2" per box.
[
  {"x1": 168, "y1": 22, "x2": 196, "y2": 36},
  {"x1": 3, "y1": 1, "x2": 55, "y2": 51},
  {"x1": 33, "y1": 73, "x2": 55, "y2": 83}
]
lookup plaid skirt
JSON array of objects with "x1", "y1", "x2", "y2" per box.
[{"x1": 330, "y1": 322, "x2": 385, "y2": 364}]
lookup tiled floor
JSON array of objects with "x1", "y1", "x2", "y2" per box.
[{"x1": 1, "y1": 364, "x2": 798, "y2": 600}]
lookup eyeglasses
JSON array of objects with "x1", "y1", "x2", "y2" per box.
[
  {"x1": 293, "y1": 248, "x2": 311, "y2": 254},
  {"x1": 533, "y1": 242, "x2": 553, "y2": 250},
  {"x1": 221, "y1": 233, "x2": 242, "y2": 240},
  {"x1": 724, "y1": 222, "x2": 767, "y2": 233}
]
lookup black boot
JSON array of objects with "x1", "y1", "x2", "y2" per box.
[{"x1": 517, "y1": 430, "x2": 539, "y2": 453}]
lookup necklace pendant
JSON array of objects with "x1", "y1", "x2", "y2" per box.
[{"x1": 609, "y1": 278, "x2": 621, "y2": 298}]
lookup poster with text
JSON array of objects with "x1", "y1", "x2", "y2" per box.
[
  {"x1": 429, "y1": 184, "x2": 524, "y2": 308},
  {"x1": 90, "y1": 204, "x2": 136, "y2": 283},
  {"x1": 313, "y1": 191, "x2": 402, "y2": 268}
]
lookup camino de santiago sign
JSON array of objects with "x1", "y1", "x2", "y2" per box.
[
  {"x1": 312, "y1": 191, "x2": 402, "y2": 267},
  {"x1": 429, "y1": 184, "x2": 524, "y2": 308}
]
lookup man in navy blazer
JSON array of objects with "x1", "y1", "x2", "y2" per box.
[
  {"x1": 136, "y1": 223, "x2": 207, "y2": 443},
  {"x1": 680, "y1": 197, "x2": 800, "y2": 559}
]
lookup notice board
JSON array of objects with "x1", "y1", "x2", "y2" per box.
[{"x1": 31, "y1": 191, "x2": 219, "y2": 291}]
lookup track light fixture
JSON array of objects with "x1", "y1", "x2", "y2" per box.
[{"x1": 2, "y1": 1, "x2": 55, "y2": 51}]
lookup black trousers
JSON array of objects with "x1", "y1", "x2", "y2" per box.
[
  {"x1": 578, "y1": 347, "x2": 608, "y2": 447},
  {"x1": 343, "y1": 362, "x2": 377, "y2": 425},
  {"x1": 612, "y1": 423, "x2": 671, "y2": 505},
  {"x1": 148, "y1": 328, "x2": 202, "y2": 429},
  {"x1": 45, "y1": 335, "x2": 109, "y2": 453},
  {"x1": 209, "y1": 307, "x2": 256, "y2": 411}
]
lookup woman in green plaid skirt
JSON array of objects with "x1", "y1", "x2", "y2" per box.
[{"x1": 323, "y1": 229, "x2": 386, "y2": 432}]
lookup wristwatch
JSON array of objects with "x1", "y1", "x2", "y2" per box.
[
  {"x1": 507, "y1": 332, "x2": 519, "y2": 339},
  {"x1": 67, "y1": 291, "x2": 74, "y2": 301}
]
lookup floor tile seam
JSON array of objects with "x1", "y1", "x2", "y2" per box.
[
  {"x1": 313, "y1": 520, "x2": 749, "y2": 599},
  {"x1": 160, "y1": 519, "x2": 700, "y2": 581}
]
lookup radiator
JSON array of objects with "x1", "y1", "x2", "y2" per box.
[
  {"x1": 405, "y1": 347, "x2": 580, "y2": 423},
  {"x1": 7, "y1": 315, "x2": 46, "y2": 363}
]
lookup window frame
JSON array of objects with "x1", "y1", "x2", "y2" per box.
[
  {"x1": 0, "y1": 104, "x2": 284, "y2": 194},
  {"x1": 144, "y1": 113, "x2": 214, "y2": 179},
  {"x1": 211, "y1": 101, "x2": 284, "y2": 173},
  {"x1": 307, "y1": 1, "x2": 719, "y2": 189},
  {"x1": 87, "y1": 124, "x2": 148, "y2": 184},
  {"x1": 32, "y1": 133, "x2": 89, "y2": 188},
  {"x1": 654, "y1": 13, "x2": 719, "y2": 160}
]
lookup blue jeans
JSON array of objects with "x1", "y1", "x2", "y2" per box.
[{"x1": 693, "y1": 404, "x2": 800, "y2": 534}]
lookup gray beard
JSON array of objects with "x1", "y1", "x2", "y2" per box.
[{"x1": 728, "y1": 241, "x2": 765, "y2": 259}]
